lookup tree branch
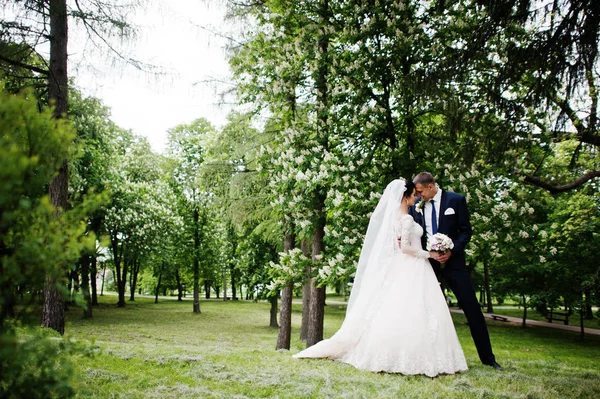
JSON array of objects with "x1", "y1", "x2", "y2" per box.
[
  {"x1": 523, "y1": 170, "x2": 600, "y2": 194},
  {"x1": 0, "y1": 53, "x2": 48, "y2": 75}
]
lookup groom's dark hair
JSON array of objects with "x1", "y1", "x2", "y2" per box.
[{"x1": 413, "y1": 172, "x2": 435, "y2": 185}]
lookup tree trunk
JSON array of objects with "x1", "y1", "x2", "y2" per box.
[
  {"x1": 42, "y1": 276, "x2": 65, "y2": 335},
  {"x1": 269, "y1": 295, "x2": 279, "y2": 328},
  {"x1": 305, "y1": 0, "x2": 330, "y2": 348},
  {"x1": 300, "y1": 239, "x2": 311, "y2": 342},
  {"x1": 231, "y1": 262, "x2": 238, "y2": 300},
  {"x1": 110, "y1": 231, "x2": 126, "y2": 307},
  {"x1": 100, "y1": 262, "x2": 106, "y2": 296},
  {"x1": 118, "y1": 255, "x2": 127, "y2": 307},
  {"x1": 307, "y1": 220, "x2": 326, "y2": 347},
  {"x1": 193, "y1": 208, "x2": 201, "y2": 313},
  {"x1": 81, "y1": 254, "x2": 92, "y2": 318},
  {"x1": 204, "y1": 280, "x2": 211, "y2": 299},
  {"x1": 90, "y1": 254, "x2": 98, "y2": 305},
  {"x1": 583, "y1": 289, "x2": 593, "y2": 319},
  {"x1": 276, "y1": 232, "x2": 296, "y2": 350},
  {"x1": 155, "y1": 272, "x2": 162, "y2": 304},
  {"x1": 483, "y1": 260, "x2": 493, "y2": 313},
  {"x1": 42, "y1": 0, "x2": 69, "y2": 336},
  {"x1": 175, "y1": 268, "x2": 183, "y2": 301},
  {"x1": 222, "y1": 266, "x2": 228, "y2": 300},
  {"x1": 521, "y1": 293, "x2": 527, "y2": 328},
  {"x1": 579, "y1": 296, "x2": 585, "y2": 342},
  {"x1": 129, "y1": 257, "x2": 140, "y2": 301},
  {"x1": 128, "y1": 260, "x2": 134, "y2": 300}
]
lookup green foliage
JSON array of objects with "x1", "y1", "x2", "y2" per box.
[
  {"x1": 0, "y1": 91, "x2": 96, "y2": 325},
  {"x1": 235, "y1": 230, "x2": 278, "y2": 299},
  {"x1": 0, "y1": 325, "x2": 87, "y2": 399},
  {"x1": 0, "y1": 91, "x2": 102, "y2": 399},
  {"x1": 0, "y1": 90, "x2": 74, "y2": 218},
  {"x1": 265, "y1": 247, "x2": 311, "y2": 296}
]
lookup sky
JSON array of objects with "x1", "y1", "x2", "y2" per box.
[{"x1": 69, "y1": 0, "x2": 235, "y2": 153}]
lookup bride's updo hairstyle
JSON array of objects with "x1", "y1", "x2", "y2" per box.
[{"x1": 403, "y1": 180, "x2": 416, "y2": 199}]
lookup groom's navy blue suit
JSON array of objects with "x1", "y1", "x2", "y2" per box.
[{"x1": 410, "y1": 189, "x2": 496, "y2": 366}]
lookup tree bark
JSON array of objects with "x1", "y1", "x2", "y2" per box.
[
  {"x1": 42, "y1": 275, "x2": 65, "y2": 334},
  {"x1": 300, "y1": 239, "x2": 311, "y2": 341},
  {"x1": 109, "y1": 231, "x2": 126, "y2": 307},
  {"x1": 231, "y1": 266, "x2": 238, "y2": 300},
  {"x1": 222, "y1": 265, "x2": 228, "y2": 300},
  {"x1": 521, "y1": 293, "x2": 528, "y2": 328},
  {"x1": 81, "y1": 254, "x2": 92, "y2": 318},
  {"x1": 175, "y1": 268, "x2": 183, "y2": 301},
  {"x1": 579, "y1": 298, "x2": 585, "y2": 342},
  {"x1": 154, "y1": 272, "x2": 162, "y2": 304},
  {"x1": 483, "y1": 260, "x2": 493, "y2": 313},
  {"x1": 583, "y1": 289, "x2": 594, "y2": 319},
  {"x1": 90, "y1": 254, "x2": 98, "y2": 305},
  {"x1": 193, "y1": 207, "x2": 201, "y2": 313},
  {"x1": 269, "y1": 295, "x2": 279, "y2": 328},
  {"x1": 42, "y1": 0, "x2": 69, "y2": 334},
  {"x1": 100, "y1": 262, "x2": 106, "y2": 296},
  {"x1": 523, "y1": 170, "x2": 600, "y2": 194},
  {"x1": 118, "y1": 254, "x2": 127, "y2": 307},
  {"x1": 204, "y1": 280, "x2": 211, "y2": 299},
  {"x1": 305, "y1": 0, "x2": 330, "y2": 348},
  {"x1": 276, "y1": 232, "x2": 296, "y2": 350},
  {"x1": 307, "y1": 219, "x2": 326, "y2": 347},
  {"x1": 129, "y1": 257, "x2": 140, "y2": 301}
]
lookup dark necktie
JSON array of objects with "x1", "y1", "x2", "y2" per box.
[{"x1": 431, "y1": 199, "x2": 438, "y2": 234}]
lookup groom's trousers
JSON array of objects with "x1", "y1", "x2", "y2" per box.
[{"x1": 442, "y1": 267, "x2": 496, "y2": 365}]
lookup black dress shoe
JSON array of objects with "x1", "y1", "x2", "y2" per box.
[{"x1": 486, "y1": 361, "x2": 504, "y2": 371}]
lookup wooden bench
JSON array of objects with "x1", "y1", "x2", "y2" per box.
[
  {"x1": 491, "y1": 315, "x2": 508, "y2": 322},
  {"x1": 546, "y1": 309, "x2": 570, "y2": 325}
]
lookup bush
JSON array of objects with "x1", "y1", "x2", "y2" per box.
[{"x1": 0, "y1": 325, "x2": 90, "y2": 399}]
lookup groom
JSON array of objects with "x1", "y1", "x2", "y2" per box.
[{"x1": 410, "y1": 172, "x2": 503, "y2": 371}]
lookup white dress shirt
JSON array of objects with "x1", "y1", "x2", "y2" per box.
[{"x1": 424, "y1": 187, "x2": 442, "y2": 240}]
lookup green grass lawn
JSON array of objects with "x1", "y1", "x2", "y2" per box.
[{"x1": 62, "y1": 295, "x2": 600, "y2": 398}]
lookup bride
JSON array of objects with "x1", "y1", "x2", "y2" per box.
[{"x1": 293, "y1": 179, "x2": 468, "y2": 377}]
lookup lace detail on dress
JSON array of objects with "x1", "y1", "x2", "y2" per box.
[{"x1": 396, "y1": 214, "x2": 429, "y2": 258}]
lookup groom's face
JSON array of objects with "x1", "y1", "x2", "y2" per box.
[{"x1": 415, "y1": 183, "x2": 436, "y2": 200}]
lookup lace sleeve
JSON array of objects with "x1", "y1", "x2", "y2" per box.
[{"x1": 399, "y1": 215, "x2": 430, "y2": 259}]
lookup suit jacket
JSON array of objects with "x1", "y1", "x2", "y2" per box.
[{"x1": 409, "y1": 189, "x2": 472, "y2": 272}]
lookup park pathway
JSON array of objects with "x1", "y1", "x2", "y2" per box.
[
  {"x1": 130, "y1": 294, "x2": 600, "y2": 337},
  {"x1": 322, "y1": 299, "x2": 600, "y2": 336},
  {"x1": 450, "y1": 308, "x2": 600, "y2": 336}
]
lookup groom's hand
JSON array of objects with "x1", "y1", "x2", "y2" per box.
[{"x1": 437, "y1": 251, "x2": 452, "y2": 263}]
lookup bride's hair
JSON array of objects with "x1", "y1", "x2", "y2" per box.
[{"x1": 403, "y1": 180, "x2": 416, "y2": 198}]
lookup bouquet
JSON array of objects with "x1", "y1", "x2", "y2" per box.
[
  {"x1": 427, "y1": 233, "x2": 454, "y2": 267},
  {"x1": 426, "y1": 233, "x2": 454, "y2": 253}
]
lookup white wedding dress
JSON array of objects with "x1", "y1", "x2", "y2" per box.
[{"x1": 294, "y1": 208, "x2": 468, "y2": 377}]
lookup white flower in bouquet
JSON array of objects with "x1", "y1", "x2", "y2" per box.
[{"x1": 427, "y1": 233, "x2": 454, "y2": 254}]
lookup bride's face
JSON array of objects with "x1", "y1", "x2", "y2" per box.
[{"x1": 405, "y1": 189, "x2": 419, "y2": 206}]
